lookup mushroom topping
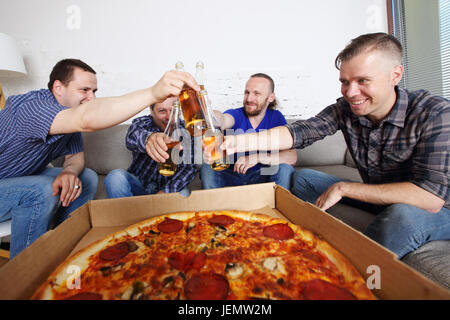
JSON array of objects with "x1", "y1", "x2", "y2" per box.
[
  {"x1": 262, "y1": 257, "x2": 286, "y2": 274},
  {"x1": 225, "y1": 262, "x2": 244, "y2": 279}
]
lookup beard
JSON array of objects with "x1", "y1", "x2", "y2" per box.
[{"x1": 244, "y1": 98, "x2": 269, "y2": 117}]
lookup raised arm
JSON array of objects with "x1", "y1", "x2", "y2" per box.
[{"x1": 49, "y1": 71, "x2": 199, "y2": 134}]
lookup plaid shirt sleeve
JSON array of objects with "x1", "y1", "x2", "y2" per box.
[
  {"x1": 409, "y1": 101, "x2": 450, "y2": 203},
  {"x1": 126, "y1": 116, "x2": 158, "y2": 154}
]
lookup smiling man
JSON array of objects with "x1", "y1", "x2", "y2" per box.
[
  {"x1": 104, "y1": 97, "x2": 197, "y2": 198},
  {"x1": 0, "y1": 58, "x2": 198, "y2": 258},
  {"x1": 200, "y1": 73, "x2": 297, "y2": 191},
  {"x1": 222, "y1": 33, "x2": 450, "y2": 258}
]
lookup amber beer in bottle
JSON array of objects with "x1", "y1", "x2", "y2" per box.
[
  {"x1": 158, "y1": 100, "x2": 182, "y2": 176},
  {"x1": 203, "y1": 130, "x2": 229, "y2": 171},
  {"x1": 175, "y1": 62, "x2": 207, "y2": 136},
  {"x1": 158, "y1": 140, "x2": 180, "y2": 176},
  {"x1": 195, "y1": 61, "x2": 230, "y2": 171}
]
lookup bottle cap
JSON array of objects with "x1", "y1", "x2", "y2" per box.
[
  {"x1": 196, "y1": 61, "x2": 204, "y2": 69},
  {"x1": 175, "y1": 61, "x2": 184, "y2": 70}
]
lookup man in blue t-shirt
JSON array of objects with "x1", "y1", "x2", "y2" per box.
[
  {"x1": 0, "y1": 59, "x2": 199, "y2": 258},
  {"x1": 200, "y1": 73, "x2": 296, "y2": 190}
]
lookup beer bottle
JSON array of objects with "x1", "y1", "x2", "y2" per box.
[
  {"x1": 175, "y1": 61, "x2": 207, "y2": 136},
  {"x1": 158, "y1": 100, "x2": 182, "y2": 176},
  {"x1": 196, "y1": 61, "x2": 230, "y2": 172}
]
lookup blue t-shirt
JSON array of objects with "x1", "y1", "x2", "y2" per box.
[
  {"x1": 0, "y1": 89, "x2": 83, "y2": 179},
  {"x1": 224, "y1": 107, "x2": 287, "y2": 172}
]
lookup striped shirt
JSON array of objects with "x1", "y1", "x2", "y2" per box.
[
  {"x1": 287, "y1": 87, "x2": 450, "y2": 209},
  {"x1": 126, "y1": 115, "x2": 198, "y2": 193},
  {"x1": 0, "y1": 89, "x2": 83, "y2": 179}
]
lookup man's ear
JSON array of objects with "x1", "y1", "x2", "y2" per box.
[
  {"x1": 391, "y1": 65, "x2": 403, "y2": 86},
  {"x1": 52, "y1": 80, "x2": 64, "y2": 97},
  {"x1": 268, "y1": 92, "x2": 275, "y2": 104}
]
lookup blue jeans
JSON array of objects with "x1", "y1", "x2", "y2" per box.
[
  {"x1": 200, "y1": 163, "x2": 295, "y2": 191},
  {"x1": 0, "y1": 167, "x2": 98, "y2": 259},
  {"x1": 104, "y1": 169, "x2": 191, "y2": 198},
  {"x1": 292, "y1": 168, "x2": 450, "y2": 258}
]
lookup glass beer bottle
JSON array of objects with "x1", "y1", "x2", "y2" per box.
[
  {"x1": 175, "y1": 61, "x2": 207, "y2": 136},
  {"x1": 196, "y1": 61, "x2": 230, "y2": 171},
  {"x1": 158, "y1": 100, "x2": 182, "y2": 176}
]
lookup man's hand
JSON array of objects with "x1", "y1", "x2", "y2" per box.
[
  {"x1": 145, "y1": 132, "x2": 172, "y2": 163},
  {"x1": 234, "y1": 154, "x2": 258, "y2": 174},
  {"x1": 202, "y1": 140, "x2": 214, "y2": 165},
  {"x1": 314, "y1": 182, "x2": 346, "y2": 211},
  {"x1": 52, "y1": 171, "x2": 82, "y2": 207},
  {"x1": 150, "y1": 70, "x2": 199, "y2": 103}
]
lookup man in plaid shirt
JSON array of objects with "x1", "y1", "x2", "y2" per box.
[
  {"x1": 104, "y1": 97, "x2": 197, "y2": 198},
  {"x1": 223, "y1": 33, "x2": 449, "y2": 258}
]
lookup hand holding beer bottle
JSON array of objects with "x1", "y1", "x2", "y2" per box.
[
  {"x1": 175, "y1": 62, "x2": 207, "y2": 136},
  {"x1": 157, "y1": 100, "x2": 183, "y2": 176},
  {"x1": 195, "y1": 61, "x2": 230, "y2": 171}
]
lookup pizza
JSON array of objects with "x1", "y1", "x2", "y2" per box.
[{"x1": 31, "y1": 210, "x2": 376, "y2": 300}]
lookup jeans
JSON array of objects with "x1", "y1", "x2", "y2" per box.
[
  {"x1": 104, "y1": 169, "x2": 191, "y2": 198},
  {"x1": 0, "y1": 167, "x2": 98, "y2": 259},
  {"x1": 292, "y1": 168, "x2": 450, "y2": 258},
  {"x1": 200, "y1": 163, "x2": 295, "y2": 191}
]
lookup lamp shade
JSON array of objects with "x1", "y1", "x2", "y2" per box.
[{"x1": 0, "y1": 33, "x2": 27, "y2": 76}]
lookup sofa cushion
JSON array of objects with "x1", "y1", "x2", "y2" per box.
[
  {"x1": 401, "y1": 241, "x2": 450, "y2": 290},
  {"x1": 294, "y1": 131, "x2": 347, "y2": 167},
  {"x1": 82, "y1": 126, "x2": 132, "y2": 175}
]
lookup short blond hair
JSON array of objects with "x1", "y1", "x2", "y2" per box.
[{"x1": 335, "y1": 33, "x2": 402, "y2": 70}]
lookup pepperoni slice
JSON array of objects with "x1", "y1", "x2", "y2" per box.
[
  {"x1": 263, "y1": 223, "x2": 294, "y2": 241},
  {"x1": 169, "y1": 251, "x2": 207, "y2": 271},
  {"x1": 185, "y1": 273, "x2": 229, "y2": 300},
  {"x1": 99, "y1": 242, "x2": 130, "y2": 261},
  {"x1": 157, "y1": 218, "x2": 183, "y2": 233},
  {"x1": 168, "y1": 252, "x2": 185, "y2": 270},
  {"x1": 207, "y1": 215, "x2": 235, "y2": 227},
  {"x1": 303, "y1": 279, "x2": 356, "y2": 300},
  {"x1": 65, "y1": 292, "x2": 103, "y2": 300},
  {"x1": 189, "y1": 252, "x2": 207, "y2": 270}
]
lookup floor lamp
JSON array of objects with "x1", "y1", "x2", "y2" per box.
[{"x1": 0, "y1": 33, "x2": 27, "y2": 110}]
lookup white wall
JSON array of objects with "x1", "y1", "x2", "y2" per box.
[{"x1": 0, "y1": 0, "x2": 387, "y2": 121}]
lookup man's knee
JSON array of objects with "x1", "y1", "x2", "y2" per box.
[
  {"x1": 80, "y1": 168, "x2": 98, "y2": 188},
  {"x1": 200, "y1": 164, "x2": 221, "y2": 189},
  {"x1": 292, "y1": 169, "x2": 318, "y2": 191},
  {"x1": 364, "y1": 204, "x2": 425, "y2": 258},
  {"x1": 104, "y1": 169, "x2": 127, "y2": 185},
  {"x1": 270, "y1": 164, "x2": 295, "y2": 190}
]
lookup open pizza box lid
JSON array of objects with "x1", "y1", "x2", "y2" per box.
[{"x1": 0, "y1": 183, "x2": 448, "y2": 300}]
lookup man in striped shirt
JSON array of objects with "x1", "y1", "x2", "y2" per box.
[
  {"x1": 0, "y1": 59, "x2": 199, "y2": 258},
  {"x1": 104, "y1": 97, "x2": 197, "y2": 198},
  {"x1": 222, "y1": 33, "x2": 450, "y2": 259}
]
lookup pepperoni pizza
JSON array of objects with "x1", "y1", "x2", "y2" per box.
[{"x1": 31, "y1": 210, "x2": 376, "y2": 300}]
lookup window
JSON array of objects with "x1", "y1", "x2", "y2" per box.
[{"x1": 389, "y1": 0, "x2": 450, "y2": 99}]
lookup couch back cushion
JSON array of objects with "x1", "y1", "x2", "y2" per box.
[
  {"x1": 294, "y1": 131, "x2": 347, "y2": 167},
  {"x1": 82, "y1": 125, "x2": 132, "y2": 175},
  {"x1": 286, "y1": 120, "x2": 347, "y2": 167}
]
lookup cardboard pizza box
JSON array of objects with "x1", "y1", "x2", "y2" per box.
[{"x1": 0, "y1": 183, "x2": 448, "y2": 300}]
